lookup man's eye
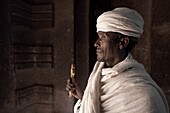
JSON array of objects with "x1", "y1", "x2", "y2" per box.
[
  {"x1": 100, "y1": 35, "x2": 106, "y2": 40},
  {"x1": 102, "y1": 34, "x2": 108, "y2": 39}
]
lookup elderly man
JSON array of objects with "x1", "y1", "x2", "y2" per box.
[{"x1": 66, "y1": 7, "x2": 169, "y2": 113}]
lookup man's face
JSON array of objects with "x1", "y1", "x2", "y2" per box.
[{"x1": 94, "y1": 31, "x2": 120, "y2": 63}]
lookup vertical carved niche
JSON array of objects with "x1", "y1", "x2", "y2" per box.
[
  {"x1": 11, "y1": 0, "x2": 54, "y2": 70},
  {"x1": 11, "y1": 0, "x2": 54, "y2": 28},
  {"x1": 13, "y1": 44, "x2": 54, "y2": 70},
  {"x1": 16, "y1": 85, "x2": 53, "y2": 113},
  {"x1": 11, "y1": 0, "x2": 55, "y2": 112}
]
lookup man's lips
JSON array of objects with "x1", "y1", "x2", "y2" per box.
[{"x1": 96, "y1": 49, "x2": 102, "y2": 53}]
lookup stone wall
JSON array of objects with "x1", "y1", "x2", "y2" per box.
[
  {"x1": 151, "y1": 0, "x2": 170, "y2": 106},
  {"x1": 0, "y1": 0, "x2": 15, "y2": 113}
]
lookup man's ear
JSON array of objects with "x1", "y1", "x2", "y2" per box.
[{"x1": 119, "y1": 37, "x2": 129, "y2": 49}]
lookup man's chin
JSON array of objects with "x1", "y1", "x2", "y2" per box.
[{"x1": 96, "y1": 57, "x2": 104, "y2": 62}]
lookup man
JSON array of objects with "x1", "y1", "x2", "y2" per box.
[{"x1": 66, "y1": 7, "x2": 169, "y2": 113}]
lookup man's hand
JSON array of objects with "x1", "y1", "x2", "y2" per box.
[{"x1": 66, "y1": 78, "x2": 83, "y2": 100}]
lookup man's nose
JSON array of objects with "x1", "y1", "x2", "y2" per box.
[{"x1": 94, "y1": 39, "x2": 99, "y2": 47}]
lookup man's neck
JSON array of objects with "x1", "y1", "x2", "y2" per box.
[{"x1": 105, "y1": 52, "x2": 128, "y2": 68}]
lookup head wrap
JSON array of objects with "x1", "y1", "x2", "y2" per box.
[{"x1": 96, "y1": 7, "x2": 144, "y2": 38}]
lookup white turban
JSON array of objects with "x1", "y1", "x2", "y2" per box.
[{"x1": 96, "y1": 7, "x2": 144, "y2": 38}]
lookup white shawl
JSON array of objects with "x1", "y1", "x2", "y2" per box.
[{"x1": 74, "y1": 54, "x2": 169, "y2": 113}]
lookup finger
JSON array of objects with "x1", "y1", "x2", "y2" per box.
[
  {"x1": 66, "y1": 84, "x2": 75, "y2": 90},
  {"x1": 66, "y1": 82, "x2": 74, "y2": 88},
  {"x1": 66, "y1": 84, "x2": 71, "y2": 90},
  {"x1": 67, "y1": 79, "x2": 74, "y2": 86},
  {"x1": 66, "y1": 86, "x2": 75, "y2": 92},
  {"x1": 67, "y1": 78, "x2": 76, "y2": 85},
  {"x1": 67, "y1": 79, "x2": 71, "y2": 83},
  {"x1": 66, "y1": 87, "x2": 69, "y2": 91}
]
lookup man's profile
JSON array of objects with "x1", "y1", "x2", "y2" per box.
[{"x1": 66, "y1": 7, "x2": 169, "y2": 113}]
